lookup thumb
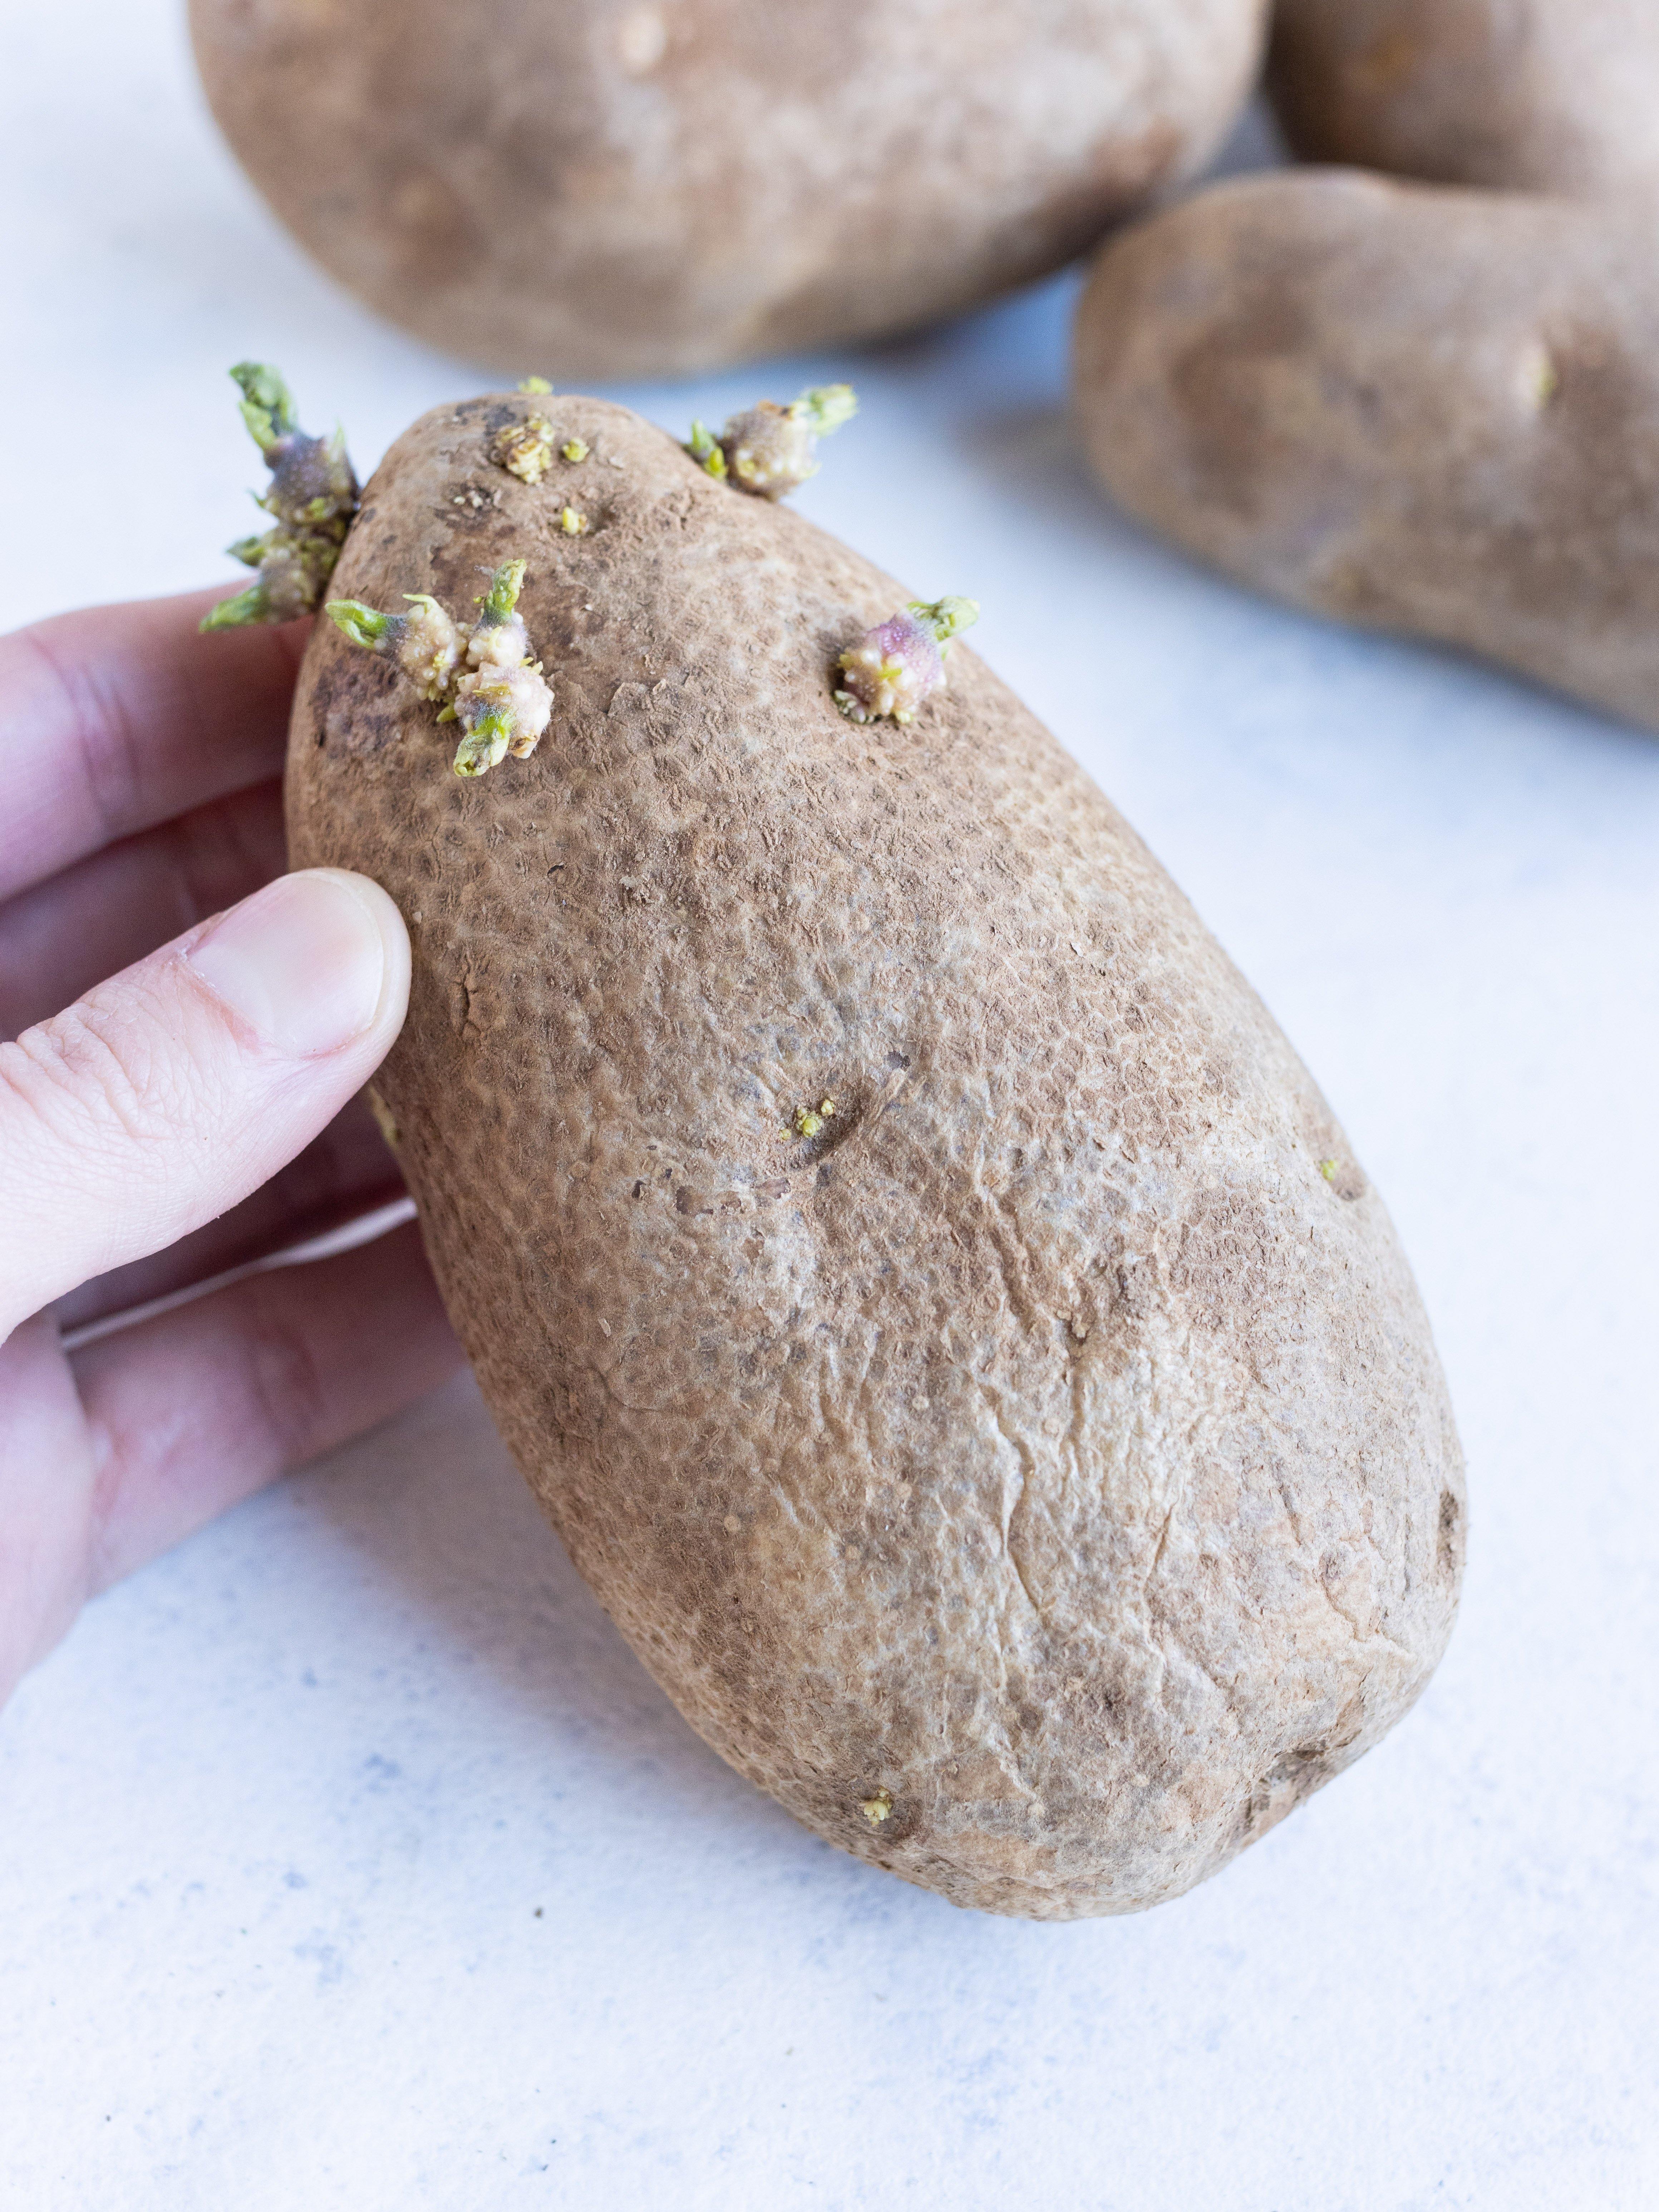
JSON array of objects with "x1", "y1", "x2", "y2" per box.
[{"x1": 0, "y1": 868, "x2": 410, "y2": 1337}]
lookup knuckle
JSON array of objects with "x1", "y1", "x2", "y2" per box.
[{"x1": 0, "y1": 993, "x2": 180, "y2": 1159}]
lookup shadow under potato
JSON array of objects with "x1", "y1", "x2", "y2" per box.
[{"x1": 288, "y1": 1374, "x2": 720, "y2": 1785}]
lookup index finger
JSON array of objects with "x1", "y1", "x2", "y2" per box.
[{"x1": 0, "y1": 587, "x2": 308, "y2": 905}]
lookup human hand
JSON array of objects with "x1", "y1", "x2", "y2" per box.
[{"x1": 0, "y1": 589, "x2": 462, "y2": 1708}]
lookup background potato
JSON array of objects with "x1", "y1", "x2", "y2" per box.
[
  {"x1": 286, "y1": 390, "x2": 1463, "y2": 1920},
  {"x1": 1268, "y1": 0, "x2": 1659, "y2": 197},
  {"x1": 1074, "y1": 169, "x2": 1659, "y2": 733},
  {"x1": 190, "y1": 0, "x2": 1266, "y2": 378}
]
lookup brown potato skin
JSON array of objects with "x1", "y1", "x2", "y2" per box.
[
  {"x1": 286, "y1": 393, "x2": 1462, "y2": 1917},
  {"x1": 191, "y1": 0, "x2": 1266, "y2": 378},
  {"x1": 1075, "y1": 169, "x2": 1659, "y2": 733},
  {"x1": 1267, "y1": 0, "x2": 1659, "y2": 197}
]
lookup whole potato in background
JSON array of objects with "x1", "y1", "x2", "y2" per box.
[
  {"x1": 1268, "y1": 0, "x2": 1659, "y2": 196},
  {"x1": 1074, "y1": 169, "x2": 1659, "y2": 733},
  {"x1": 286, "y1": 388, "x2": 1463, "y2": 1919},
  {"x1": 190, "y1": 0, "x2": 1267, "y2": 378}
]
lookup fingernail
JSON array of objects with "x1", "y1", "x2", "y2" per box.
[{"x1": 187, "y1": 871, "x2": 391, "y2": 1055}]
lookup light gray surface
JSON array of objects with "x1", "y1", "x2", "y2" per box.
[{"x1": 3, "y1": 6, "x2": 1656, "y2": 2207}]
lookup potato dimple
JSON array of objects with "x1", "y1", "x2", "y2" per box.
[{"x1": 286, "y1": 392, "x2": 1461, "y2": 1918}]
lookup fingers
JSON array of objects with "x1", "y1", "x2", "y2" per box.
[
  {"x1": 52, "y1": 1093, "x2": 404, "y2": 1332},
  {"x1": 0, "y1": 1224, "x2": 462, "y2": 1701},
  {"x1": 0, "y1": 777, "x2": 287, "y2": 1041},
  {"x1": 69, "y1": 1221, "x2": 462, "y2": 1598},
  {"x1": 0, "y1": 868, "x2": 410, "y2": 1337},
  {"x1": 0, "y1": 1310, "x2": 98, "y2": 1700},
  {"x1": 0, "y1": 588, "x2": 305, "y2": 906}
]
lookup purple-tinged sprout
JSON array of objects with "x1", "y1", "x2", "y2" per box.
[
  {"x1": 833, "y1": 596, "x2": 979, "y2": 725},
  {"x1": 231, "y1": 362, "x2": 356, "y2": 529},
  {"x1": 327, "y1": 557, "x2": 552, "y2": 777},
  {"x1": 448, "y1": 661, "x2": 556, "y2": 777},
  {"x1": 325, "y1": 593, "x2": 462, "y2": 701},
  {"x1": 202, "y1": 364, "x2": 359, "y2": 630},
  {"x1": 445, "y1": 560, "x2": 553, "y2": 776},
  {"x1": 686, "y1": 383, "x2": 858, "y2": 500}
]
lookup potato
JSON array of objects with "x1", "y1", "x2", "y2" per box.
[
  {"x1": 1267, "y1": 0, "x2": 1659, "y2": 197},
  {"x1": 189, "y1": 0, "x2": 1267, "y2": 379},
  {"x1": 1074, "y1": 169, "x2": 1659, "y2": 733},
  {"x1": 285, "y1": 388, "x2": 1463, "y2": 1918}
]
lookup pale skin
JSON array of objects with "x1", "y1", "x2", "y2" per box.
[{"x1": 0, "y1": 589, "x2": 464, "y2": 1710}]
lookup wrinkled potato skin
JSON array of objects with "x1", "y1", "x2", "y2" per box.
[
  {"x1": 191, "y1": 0, "x2": 1266, "y2": 378},
  {"x1": 286, "y1": 394, "x2": 1462, "y2": 1918},
  {"x1": 1268, "y1": 0, "x2": 1659, "y2": 197},
  {"x1": 1075, "y1": 171, "x2": 1659, "y2": 732}
]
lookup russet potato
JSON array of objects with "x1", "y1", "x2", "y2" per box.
[
  {"x1": 1268, "y1": 0, "x2": 1659, "y2": 197},
  {"x1": 191, "y1": 0, "x2": 1266, "y2": 378},
  {"x1": 1074, "y1": 169, "x2": 1659, "y2": 733},
  {"x1": 286, "y1": 388, "x2": 1463, "y2": 1917}
]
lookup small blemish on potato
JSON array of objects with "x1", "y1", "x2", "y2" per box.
[
  {"x1": 365, "y1": 1085, "x2": 400, "y2": 1151},
  {"x1": 1516, "y1": 341, "x2": 1559, "y2": 412},
  {"x1": 598, "y1": 1317, "x2": 612, "y2": 1337},
  {"x1": 388, "y1": 172, "x2": 471, "y2": 274},
  {"x1": 616, "y1": 4, "x2": 667, "y2": 74},
  {"x1": 724, "y1": 1514, "x2": 742, "y2": 1535},
  {"x1": 1353, "y1": 26, "x2": 1420, "y2": 94},
  {"x1": 859, "y1": 1789, "x2": 894, "y2": 1827}
]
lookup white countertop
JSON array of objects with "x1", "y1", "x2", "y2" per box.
[{"x1": 3, "y1": 7, "x2": 1656, "y2": 2207}]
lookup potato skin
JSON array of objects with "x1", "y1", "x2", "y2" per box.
[
  {"x1": 286, "y1": 393, "x2": 1462, "y2": 1918},
  {"x1": 1268, "y1": 0, "x2": 1659, "y2": 197},
  {"x1": 190, "y1": 0, "x2": 1265, "y2": 378},
  {"x1": 1075, "y1": 170, "x2": 1659, "y2": 733}
]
